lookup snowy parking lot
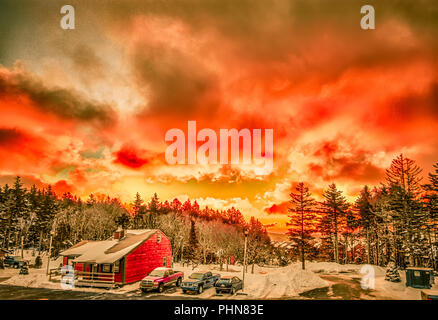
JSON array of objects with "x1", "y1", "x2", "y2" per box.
[{"x1": 0, "y1": 251, "x2": 436, "y2": 300}]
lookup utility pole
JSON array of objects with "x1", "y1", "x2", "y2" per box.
[
  {"x1": 242, "y1": 228, "x2": 249, "y2": 291},
  {"x1": 46, "y1": 231, "x2": 54, "y2": 276}
]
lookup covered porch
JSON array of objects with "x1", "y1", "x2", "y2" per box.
[{"x1": 72, "y1": 259, "x2": 124, "y2": 288}]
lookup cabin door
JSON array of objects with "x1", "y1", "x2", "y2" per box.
[{"x1": 92, "y1": 264, "x2": 98, "y2": 280}]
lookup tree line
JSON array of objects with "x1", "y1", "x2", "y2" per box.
[
  {"x1": 0, "y1": 181, "x2": 272, "y2": 271},
  {"x1": 287, "y1": 154, "x2": 438, "y2": 270}
]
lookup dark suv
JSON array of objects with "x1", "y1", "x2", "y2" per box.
[
  {"x1": 4, "y1": 256, "x2": 26, "y2": 268},
  {"x1": 215, "y1": 276, "x2": 243, "y2": 295}
]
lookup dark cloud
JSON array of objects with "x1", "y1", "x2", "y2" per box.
[
  {"x1": 385, "y1": 82, "x2": 438, "y2": 119},
  {"x1": 134, "y1": 52, "x2": 220, "y2": 117},
  {"x1": 0, "y1": 68, "x2": 116, "y2": 125},
  {"x1": 0, "y1": 128, "x2": 25, "y2": 146},
  {"x1": 309, "y1": 140, "x2": 386, "y2": 183},
  {"x1": 69, "y1": 44, "x2": 105, "y2": 78},
  {"x1": 113, "y1": 145, "x2": 151, "y2": 169}
]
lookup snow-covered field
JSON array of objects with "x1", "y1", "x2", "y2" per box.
[{"x1": 1, "y1": 251, "x2": 436, "y2": 300}]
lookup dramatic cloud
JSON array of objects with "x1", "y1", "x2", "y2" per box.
[
  {"x1": 0, "y1": 67, "x2": 116, "y2": 125},
  {"x1": 113, "y1": 145, "x2": 151, "y2": 169},
  {"x1": 1, "y1": 0, "x2": 438, "y2": 232}
]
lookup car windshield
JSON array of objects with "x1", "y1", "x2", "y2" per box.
[
  {"x1": 148, "y1": 270, "x2": 166, "y2": 277},
  {"x1": 189, "y1": 273, "x2": 204, "y2": 280},
  {"x1": 217, "y1": 279, "x2": 231, "y2": 283}
]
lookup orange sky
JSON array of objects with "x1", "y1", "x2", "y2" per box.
[{"x1": 1, "y1": 0, "x2": 438, "y2": 233}]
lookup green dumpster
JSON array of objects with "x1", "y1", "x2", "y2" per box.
[{"x1": 406, "y1": 267, "x2": 434, "y2": 289}]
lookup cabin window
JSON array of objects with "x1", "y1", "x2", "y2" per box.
[
  {"x1": 157, "y1": 234, "x2": 162, "y2": 243},
  {"x1": 102, "y1": 264, "x2": 111, "y2": 273},
  {"x1": 114, "y1": 260, "x2": 120, "y2": 273},
  {"x1": 163, "y1": 257, "x2": 167, "y2": 267}
]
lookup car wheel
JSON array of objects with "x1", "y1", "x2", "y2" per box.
[
  {"x1": 231, "y1": 287, "x2": 236, "y2": 295},
  {"x1": 215, "y1": 290, "x2": 220, "y2": 294},
  {"x1": 158, "y1": 283, "x2": 164, "y2": 293},
  {"x1": 198, "y1": 285, "x2": 203, "y2": 294},
  {"x1": 141, "y1": 288, "x2": 148, "y2": 293},
  {"x1": 176, "y1": 278, "x2": 182, "y2": 287},
  {"x1": 182, "y1": 290, "x2": 187, "y2": 294},
  {"x1": 13, "y1": 264, "x2": 18, "y2": 269}
]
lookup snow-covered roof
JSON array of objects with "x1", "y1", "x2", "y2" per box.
[{"x1": 60, "y1": 229, "x2": 158, "y2": 264}]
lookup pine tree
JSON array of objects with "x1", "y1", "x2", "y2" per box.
[
  {"x1": 319, "y1": 183, "x2": 349, "y2": 264},
  {"x1": 36, "y1": 186, "x2": 59, "y2": 253},
  {"x1": 385, "y1": 261, "x2": 401, "y2": 282},
  {"x1": 0, "y1": 184, "x2": 10, "y2": 248},
  {"x1": 342, "y1": 209, "x2": 360, "y2": 264},
  {"x1": 185, "y1": 219, "x2": 200, "y2": 263},
  {"x1": 287, "y1": 182, "x2": 316, "y2": 269},
  {"x1": 355, "y1": 186, "x2": 375, "y2": 264},
  {"x1": 146, "y1": 193, "x2": 161, "y2": 228},
  {"x1": 132, "y1": 192, "x2": 145, "y2": 228},
  {"x1": 423, "y1": 162, "x2": 438, "y2": 270},
  {"x1": 246, "y1": 217, "x2": 271, "y2": 273},
  {"x1": 386, "y1": 154, "x2": 424, "y2": 267},
  {"x1": 4, "y1": 177, "x2": 30, "y2": 251},
  {"x1": 386, "y1": 154, "x2": 422, "y2": 195},
  {"x1": 26, "y1": 185, "x2": 40, "y2": 248}
]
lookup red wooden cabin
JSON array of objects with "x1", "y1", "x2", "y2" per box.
[{"x1": 60, "y1": 229, "x2": 171, "y2": 288}]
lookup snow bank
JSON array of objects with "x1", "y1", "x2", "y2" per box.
[
  {"x1": 373, "y1": 270, "x2": 438, "y2": 300},
  {"x1": 2, "y1": 273, "x2": 60, "y2": 289},
  {"x1": 174, "y1": 263, "x2": 329, "y2": 298},
  {"x1": 2, "y1": 252, "x2": 66, "y2": 290},
  {"x1": 243, "y1": 264, "x2": 329, "y2": 298}
]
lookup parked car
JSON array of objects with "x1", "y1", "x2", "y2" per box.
[
  {"x1": 421, "y1": 289, "x2": 438, "y2": 300},
  {"x1": 181, "y1": 271, "x2": 220, "y2": 294},
  {"x1": 140, "y1": 267, "x2": 184, "y2": 293},
  {"x1": 214, "y1": 276, "x2": 243, "y2": 295},
  {"x1": 4, "y1": 256, "x2": 26, "y2": 269}
]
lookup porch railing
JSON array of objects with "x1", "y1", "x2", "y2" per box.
[{"x1": 74, "y1": 270, "x2": 116, "y2": 287}]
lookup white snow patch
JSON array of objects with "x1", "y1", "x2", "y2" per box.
[{"x1": 243, "y1": 264, "x2": 329, "y2": 298}]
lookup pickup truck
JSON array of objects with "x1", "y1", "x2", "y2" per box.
[
  {"x1": 181, "y1": 271, "x2": 220, "y2": 294},
  {"x1": 3, "y1": 256, "x2": 27, "y2": 269},
  {"x1": 140, "y1": 267, "x2": 184, "y2": 293}
]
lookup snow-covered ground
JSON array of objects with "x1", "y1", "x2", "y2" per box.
[{"x1": 1, "y1": 252, "x2": 436, "y2": 300}]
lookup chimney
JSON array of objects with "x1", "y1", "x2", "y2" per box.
[{"x1": 114, "y1": 226, "x2": 125, "y2": 240}]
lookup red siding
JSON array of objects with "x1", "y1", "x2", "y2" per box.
[
  {"x1": 74, "y1": 263, "x2": 84, "y2": 271},
  {"x1": 124, "y1": 231, "x2": 172, "y2": 284}
]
